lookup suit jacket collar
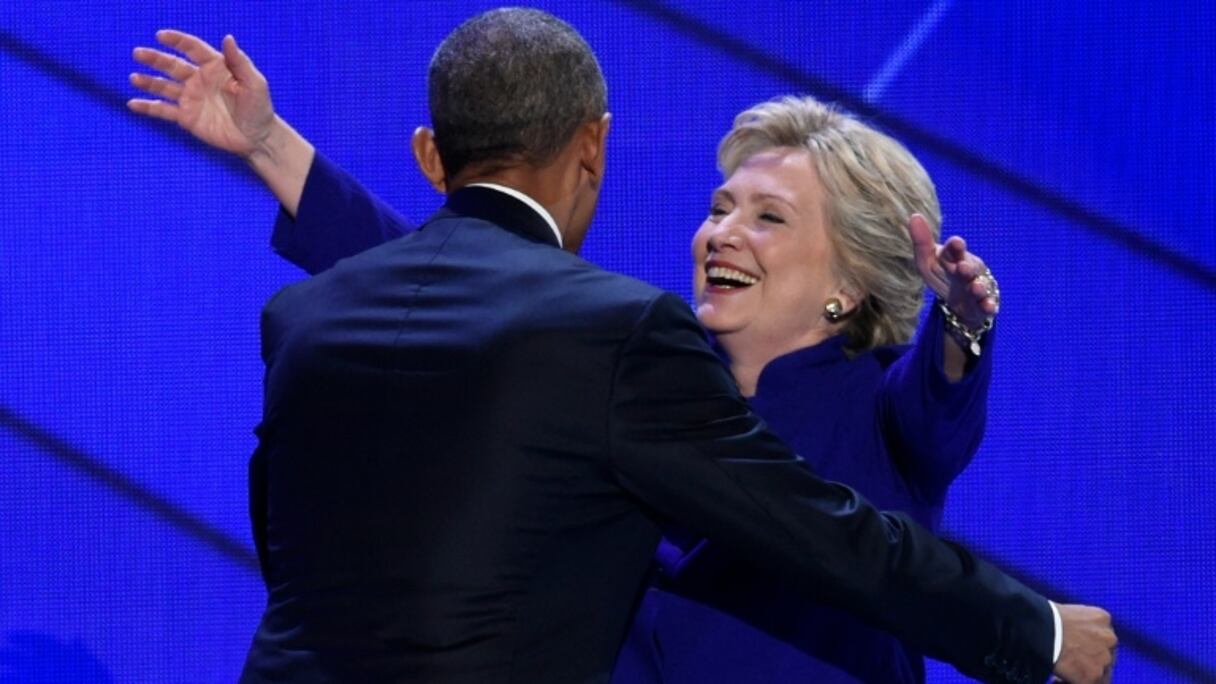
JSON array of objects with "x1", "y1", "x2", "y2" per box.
[{"x1": 441, "y1": 186, "x2": 562, "y2": 248}]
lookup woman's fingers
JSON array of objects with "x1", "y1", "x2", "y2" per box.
[
  {"x1": 155, "y1": 29, "x2": 222, "y2": 65},
  {"x1": 221, "y1": 34, "x2": 263, "y2": 86},
  {"x1": 128, "y1": 72, "x2": 183, "y2": 102},
  {"x1": 941, "y1": 235, "x2": 968, "y2": 264},
  {"x1": 132, "y1": 47, "x2": 197, "y2": 82},
  {"x1": 907, "y1": 216, "x2": 997, "y2": 318},
  {"x1": 906, "y1": 214, "x2": 939, "y2": 269},
  {"x1": 126, "y1": 98, "x2": 181, "y2": 124}
]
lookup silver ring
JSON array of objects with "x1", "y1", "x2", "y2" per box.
[{"x1": 975, "y1": 269, "x2": 999, "y2": 303}]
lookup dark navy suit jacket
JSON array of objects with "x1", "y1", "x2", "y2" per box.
[
  {"x1": 241, "y1": 155, "x2": 1055, "y2": 683},
  {"x1": 614, "y1": 310, "x2": 994, "y2": 684}
]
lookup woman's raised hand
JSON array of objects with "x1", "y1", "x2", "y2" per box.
[
  {"x1": 907, "y1": 213, "x2": 999, "y2": 329},
  {"x1": 128, "y1": 30, "x2": 275, "y2": 159}
]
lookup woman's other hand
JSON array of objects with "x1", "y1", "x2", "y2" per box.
[
  {"x1": 128, "y1": 30, "x2": 275, "y2": 160},
  {"x1": 907, "y1": 213, "x2": 999, "y2": 329}
]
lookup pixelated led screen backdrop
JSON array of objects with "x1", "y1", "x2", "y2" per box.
[{"x1": 1, "y1": 1, "x2": 1213, "y2": 681}]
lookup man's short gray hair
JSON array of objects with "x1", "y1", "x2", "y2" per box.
[{"x1": 428, "y1": 8, "x2": 607, "y2": 179}]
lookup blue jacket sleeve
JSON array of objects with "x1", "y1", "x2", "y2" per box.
[
  {"x1": 880, "y1": 303, "x2": 996, "y2": 503},
  {"x1": 270, "y1": 153, "x2": 415, "y2": 275}
]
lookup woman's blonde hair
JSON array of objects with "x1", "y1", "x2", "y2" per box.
[{"x1": 718, "y1": 96, "x2": 940, "y2": 350}]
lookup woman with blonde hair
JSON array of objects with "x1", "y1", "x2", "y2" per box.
[{"x1": 609, "y1": 96, "x2": 999, "y2": 683}]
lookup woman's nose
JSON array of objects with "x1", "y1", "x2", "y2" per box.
[{"x1": 707, "y1": 225, "x2": 743, "y2": 252}]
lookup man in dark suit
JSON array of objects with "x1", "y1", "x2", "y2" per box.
[{"x1": 129, "y1": 9, "x2": 1115, "y2": 684}]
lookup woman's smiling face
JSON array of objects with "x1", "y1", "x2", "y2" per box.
[{"x1": 692, "y1": 147, "x2": 850, "y2": 354}]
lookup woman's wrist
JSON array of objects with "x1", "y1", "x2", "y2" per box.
[
  {"x1": 939, "y1": 267, "x2": 999, "y2": 356},
  {"x1": 939, "y1": 299, "x2": 993, "y2": 356}
]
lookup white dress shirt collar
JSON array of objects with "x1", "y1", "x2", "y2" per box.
[{"x1": 467, "y1": 182, "x2": 563, "y2": 248}]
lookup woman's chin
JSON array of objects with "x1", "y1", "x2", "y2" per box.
[{"x1": 695, "y1": 304, "x2": 744, "y2": 335}]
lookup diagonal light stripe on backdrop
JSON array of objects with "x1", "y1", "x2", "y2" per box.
[{"x1": 864, "y1": 0, "x2": 954, "y2": 103}]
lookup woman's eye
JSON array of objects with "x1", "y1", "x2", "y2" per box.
[
  {"x1": 760, "y1": 212, "x2": 785, "y2": 224},
  {"x1": 709, "y1": 205, "x2": 727, "y2": 217}
]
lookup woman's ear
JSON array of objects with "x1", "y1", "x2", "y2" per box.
[
  {"x1": 834, "y1": 280, "x2": 865, "y2": 318},
  {"x1": 411, "y1": 126, "x2": 447, "y2": 194}
]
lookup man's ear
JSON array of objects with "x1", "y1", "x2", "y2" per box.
[
  {"x1": 411, "y1": 126, "x2": 447, "y2": 194},
  {"x1": 579, "y1": 113, "x2": 611, "y2": 187}
]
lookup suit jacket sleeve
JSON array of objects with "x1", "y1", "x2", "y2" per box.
[
  {"x1": 879, "y1": 303, "x2": 996, "y2": 502},
  {"x1": 249, "y1": 290, "x2": 289, "y2": 587},
  {"x1": 607, "y1": 292, "x2": 1051, "y2": 684},
  {"x1": 269, "y1": 153, "x2": 414, "y2": 275}
]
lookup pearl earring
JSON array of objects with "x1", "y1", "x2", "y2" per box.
[{"x1": 824, "y1": 298, "x2": 844, "y2": 323}]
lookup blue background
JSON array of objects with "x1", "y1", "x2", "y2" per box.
[{"x1": 1, "y1": 1, "x2": 1213, "y2": 681}]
